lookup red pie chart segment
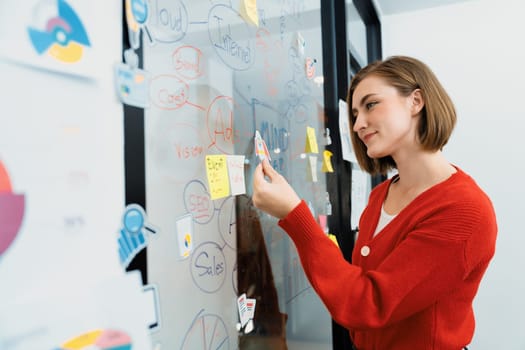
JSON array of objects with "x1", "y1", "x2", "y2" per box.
[
  {"x1": 0, "y1": 161, "x2": 12, "y2": 192},
  {"x1": 0, "y1": 161, "x2": 25, "y2": 257}
]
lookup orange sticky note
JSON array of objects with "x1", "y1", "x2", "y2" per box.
[
  {"x1": 322, "y1": 150, "x2": 334, "y2": 173},
  {"x1": 304, "y1": 126, "x2": 319, "y2": 154}
]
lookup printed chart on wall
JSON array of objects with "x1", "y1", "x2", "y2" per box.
[
  {"x1": 141, "y1": 0, "x2": 333, "y2": 349},
  {"x1": 0, "y1": 0, "x2": 103, "y2": 78},
  {"x1": 0, "y1": 1, "x2": 152, "y2": 349}
]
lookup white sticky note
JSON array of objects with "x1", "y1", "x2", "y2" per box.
[
  {"x1": 307, "y1": 155, "x2": 318, "y2": 182},
  {"x1": 226, "y1": 155, "x2": 246, "y2": 196},
  {"x1": 175, "y1": 214, "x2": 193, "y2": 258},
  {"x1": 142, "y1": 284, "x2": 161, "y2": 332},
  {"x1": 338, "y1": 99, "x2": 357, "y2": 163},
  {"x1": 351, "y1": 166, "x2": 369, "y2": 230}
]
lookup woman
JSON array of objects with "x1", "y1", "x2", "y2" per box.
[{"x1": 252, "y1": 56, "x2": 497, "y2": 349}]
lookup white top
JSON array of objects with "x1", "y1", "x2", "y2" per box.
[{"x1": 373, "y1": 205, "x2": 397, "y2": 237}]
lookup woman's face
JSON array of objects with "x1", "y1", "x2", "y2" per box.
[{"x1": 351, "y1": 75, "x2": 421, "y2": 159}]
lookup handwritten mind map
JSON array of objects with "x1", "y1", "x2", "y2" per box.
[{"x1": 142, "y1": 1, "x2": 329, "y2": 348}]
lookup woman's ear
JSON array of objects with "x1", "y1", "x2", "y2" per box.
[{"x1": 411, "y1": 89, "x2": 425, "y2": 115}]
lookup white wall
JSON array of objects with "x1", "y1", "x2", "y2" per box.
[{"x1": 381, "y1": 0, "x2": 525, "y2": 348}]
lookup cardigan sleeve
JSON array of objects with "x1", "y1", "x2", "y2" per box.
[{"x1": 278, "y1": 198, "x2": 496, "y2": 330}]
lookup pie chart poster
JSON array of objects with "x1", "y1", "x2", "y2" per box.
[{"x1": 0, "y1": 0, "x2": 116, "y2": 79}]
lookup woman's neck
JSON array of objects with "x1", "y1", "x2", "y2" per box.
[{"x1": 393, "y1": 151, "x2": 456, "y2": 190}]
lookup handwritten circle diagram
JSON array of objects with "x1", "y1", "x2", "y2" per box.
[
  {"x1": 172, "y1": 45, "x2": 205, "y2": 81},
  {"x1": 147, "y1": 0, "x2": 188, "y2": 43},
  {"x1": 150, "y1": 74, "x2": 190, "y2": 111},
  {"x1": 190, "y1": 241, "x2": 226, "y2": 294},
  {"x1": 183, "y1": 180, "x2": 215, "y2": 225},
  {"x1": 217, "y1": 196, "x2": 236, "y2": 249},
  {"x1": 208, "y1": 4, "x2": 255, "y2": 71},
  {"x1": 206, "y1": 95, "x2": 246, "y2": 154}
]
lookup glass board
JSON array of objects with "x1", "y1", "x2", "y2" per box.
[{"x1": 143, "y1": 1, "x2": 332, "y2": 349}]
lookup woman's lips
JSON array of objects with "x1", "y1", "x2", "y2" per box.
[{"x1": 362, "y1": 131, "x2": 376, "y2": 143}]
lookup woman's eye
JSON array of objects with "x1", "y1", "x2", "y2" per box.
[{"x1": 366, "y1": 101, "x2": 378, "y2": 110}]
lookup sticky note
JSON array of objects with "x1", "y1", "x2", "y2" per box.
[
  {"x1": 328, "y1": 234, "x2": 339, "y2": 247},
  {"x1": 305, "y1": 126, "x2": 319, "y2": 154},
  {"x1": 338, "y1": 99, "x2": 358, "y2": 162},
  {"x1": 322, "y1": 150, "x2": 334, "y2": 173},
  {"x1": 307, "y1": 155, "x2": 318, "y2": 182},
  {"x1": 240, "y1": 0, "x2": 259, "y2": 27},
  {"x1": 143, "y1": 284, "x2": 161, "y2": 331},
  {"x1": 205, "y1": 155, "x2": 230, "y2": 200},
  {"x1": 226, "y1": 155, "x2": 246, "y2": 196}
]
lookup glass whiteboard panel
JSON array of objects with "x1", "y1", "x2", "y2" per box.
[{"x1": 143, "y1": 1, "x2": 332, "y2": 349}]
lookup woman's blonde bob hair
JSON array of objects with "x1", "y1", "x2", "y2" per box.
[{"x1": 347, "y1": 56, "x2": 456, "y2": 175}]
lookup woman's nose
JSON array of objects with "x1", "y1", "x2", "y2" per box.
[{"x1": 352, "y1": 114, "x2": 366, "y2": 132}]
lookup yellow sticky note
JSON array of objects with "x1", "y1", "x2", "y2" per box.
[
  {"x1": 240, "y1": 0, "x2": 259, "y2": 27},
  {"x1": 322, "y1": 150, "x2": 334, "y2": 173},
  {"x1": 205, "y1": 155, "x2": 230, "y2": 200},
  {"x1": 328, "y1": 234, "x2": 339, "y2": 247},
  {"x1": 305, "y1": 126, "x2": 319, "y2": 154}
]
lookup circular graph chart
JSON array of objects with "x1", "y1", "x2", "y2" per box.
[
  {"x1": 55, "y1": 329, "x2": 132, "y2": 350},
  {"x1": 0, "y1": 161, "x2": 25, "y2": 259},
  {"x1": 181, "y1": 311, "x2": 229, "y2": 350},
  {"x1": 27, "y1": 0, "x2": 91, "y2": 63}
]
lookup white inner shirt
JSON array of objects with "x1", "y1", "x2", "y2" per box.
[{"x1": 373, "y1": 205, "x2": 397, "y2": 237}]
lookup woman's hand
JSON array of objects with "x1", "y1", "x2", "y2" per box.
[{"x1": 252, "y1": 158, "x2": 301, "y2": 219}]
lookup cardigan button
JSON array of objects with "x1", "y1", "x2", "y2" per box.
[{"x1": 360, "y1": 245, "x2": 370, "y2": 257}]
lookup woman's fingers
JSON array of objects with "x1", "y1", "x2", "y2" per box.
[
  {"x1": 253, "y1": 162, "x2": 265, "y2": 187},
  {"x1": 252, "y1": 158, "x2": 300, "y2": 219},
  {"x1": 261, "y1": 158, "x2": 278, "y2": 182}
]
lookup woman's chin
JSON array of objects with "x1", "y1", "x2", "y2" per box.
[{"x1": 366, "y1": 148, "x2": 384, "y2": 158}]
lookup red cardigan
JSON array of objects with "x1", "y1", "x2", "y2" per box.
[{"x1": 279, "y1": 168, "x2": 497, "y2": 349}]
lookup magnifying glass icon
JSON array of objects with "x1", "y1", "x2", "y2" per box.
[{"x1": 123, "y1": 204, "x2": 156, "y2": 235}]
